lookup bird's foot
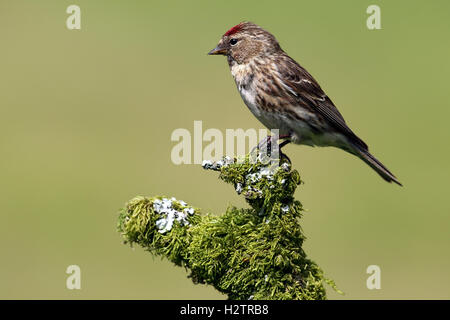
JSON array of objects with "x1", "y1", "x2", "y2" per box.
[
  {"x1": 253, "y1": 134, "x2": 291, "y2": 151},
  {"x1": 250, "y1": 134, "x2": 292, "y2": 166}
]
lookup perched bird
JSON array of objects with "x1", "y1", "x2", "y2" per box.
[{"x1": 208, "y1": 22, "x2": 401, "y2": 186}]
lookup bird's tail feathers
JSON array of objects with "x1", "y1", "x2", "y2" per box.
[{"x1": 352, "y1": 145, "x2": 402, "y2": 186}]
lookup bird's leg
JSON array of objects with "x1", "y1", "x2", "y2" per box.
[
  {"x1": 257, "y1": 135, "x2": 273, "y2": 152},
  {"x1": 250, "y1": 135, "x2": 274, "y2": 165},
  {"x1": 279, "y1": 150, "x2": 292, "y2": 165},
  {"x1": 278, "y1": 135, "x2": 292, "y2": 149},
  {"x1": 254, "y1": 133, "x2": 290, "y2": 150},
  {"x1": 279, "y1": 139, "x2": 291, "y2": 149},
  {"x1": 251, "y1": 133, "x2": 292, "y2": 166},
  {"x1": 278, "y1": 135, "x2": 292, "y2": 165}
]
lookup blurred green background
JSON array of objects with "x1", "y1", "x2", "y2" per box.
[{"x1": 1, "y1": 0, "x2": 449, "y2": 299}]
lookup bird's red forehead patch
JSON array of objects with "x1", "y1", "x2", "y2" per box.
[{"x1": 224, "y1": 23, "x2": 243, "y2": 36}]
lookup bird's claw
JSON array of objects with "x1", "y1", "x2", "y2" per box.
[{"x1": 250, "y1": 135, "x2": 292, "y2": 167}]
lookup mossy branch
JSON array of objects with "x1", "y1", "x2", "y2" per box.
[{"x1": 117, "y1": 151, "x2": 340, "y2": 300}]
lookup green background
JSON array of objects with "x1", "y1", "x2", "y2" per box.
[{"x1": 1, "y1": 0, "x2": 449, "y2": 299}]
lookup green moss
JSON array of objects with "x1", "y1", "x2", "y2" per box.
[{"x1": 117, "y1": 152, "x2": 339, "y2": 299}]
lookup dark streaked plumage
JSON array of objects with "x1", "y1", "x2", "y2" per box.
[{"x1": 208, "y1": 22, "x2": 401, "y2": 186}]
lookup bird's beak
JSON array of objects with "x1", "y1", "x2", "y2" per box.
[{"x1": 208, "y1": 44, "x2": 227, "y2": 56}]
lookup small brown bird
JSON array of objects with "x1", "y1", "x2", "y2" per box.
[{"x1": 208, "y1": 22, "x2": 401, "y2": 186}]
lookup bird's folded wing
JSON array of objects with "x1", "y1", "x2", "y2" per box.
[{"x1": 276, "y1": 54, "x2": 368, "y2": 150}]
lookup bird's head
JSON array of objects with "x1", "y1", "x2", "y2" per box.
[{"x1": 208, "y1": 22, "x2": 281, "y2": 64}]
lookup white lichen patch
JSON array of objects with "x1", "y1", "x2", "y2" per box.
[
  {"x1": 235, "y1": 183, "x2": 243, "y2": 194},
  {"x1": 201, "y1": 160, "x2": 214, "y2": 170},
  {"x1": 231, "y1": 157, "x2": 292, "y2": 199},
  {"x1": 204, "y1": 154, "x2": 291, "y2": 202},
  {"x1": 202, "y1": 156, "x2": 235, "y2": 171},
  {"x1": 245, "y1": 186, "x2": 263, "y2": 197},
  {"x1": 179, "y1": 200, "x2": 187, "y2": 206},
  {"x1": 281, "y1": 205, "x2": 290, "y2": 214},
  {"x1": 245, "y1": 166, "x2": 275, "y2": 184},
  {"x1": 153, "y1": 197, "x2": 195, "y2": 234},
  {"x1": 281, "y1": 162, "x2": 290, "y2": 172}
]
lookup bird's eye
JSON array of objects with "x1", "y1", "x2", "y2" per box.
[{"x1": 229, "y1": 38, "x2": 239, "y2": 46}]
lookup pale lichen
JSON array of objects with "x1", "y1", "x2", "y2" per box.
[{"x1": 152, "y1": 197, "x2": 195, "y2": 233}]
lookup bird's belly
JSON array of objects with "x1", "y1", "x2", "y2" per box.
[{"x1": 238, "y1": 86, "x2": 344, "y2": 147}]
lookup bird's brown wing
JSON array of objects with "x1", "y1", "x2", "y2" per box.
[{"x1": 277, "y1": 54, "x2": 368, "y2": 150}]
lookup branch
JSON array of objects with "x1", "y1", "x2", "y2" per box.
[{"x1": 117, "y1": 151, "x2": 340, "y2": 300}]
